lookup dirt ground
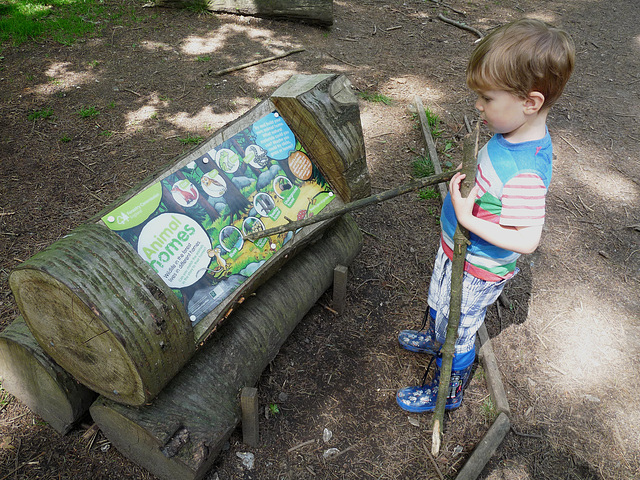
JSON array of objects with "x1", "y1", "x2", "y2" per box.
[{"x1": 1, "y1": 0, "x2": 639, "y2": 479}]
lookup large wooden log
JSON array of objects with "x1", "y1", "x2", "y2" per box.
[
  {"x1": 8, "y1": 74, "x2": 369, "y2": 406},
  {"x1": 0, "y1": 317, "x2": 97, "y2": 434},
  {"x1": 9, "y1": 223, "x2": 195, "y2": 407},
  {"x1": 152, "y1": 0, "x2": 333, "y2": 26},
  {"x1": 271, "y1": 73, "x2": 370, "y2": 202},
  {"x1": 90, "y1": 215, "x2": 362, "y2": 480}
]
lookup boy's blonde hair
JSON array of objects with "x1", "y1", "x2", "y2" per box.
[{"x1": 467, "y1": 18, "x2": 575, "y2": 108}]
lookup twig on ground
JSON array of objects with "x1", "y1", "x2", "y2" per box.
[
  {"x1": 511, "y1": 426, "x2": 544, "y2": 439},
  {"x1": 423, "y1": 442, "x2": 445, "y2": 480},
  {"x1": 208, "y1": 48, "x2": 305, "y2": 76},
  {"x1": 437, "y1": 13, "x2": 484, "y2": 38},
  {"x1": 74, "y1": 157, "x2": 96, "y2": 174},
  {"x1": 325, "y1": 52, "x2": 358, "y2": 67},
  {"x1": 559, "y1": 134, "x2": 580, "y2": 153},
  {"x1": 427, "y1": 0, "x2": 466, "y2": 16},
  {"x1": 288, "y1": 439, "x2": 316, "y2": 452}
]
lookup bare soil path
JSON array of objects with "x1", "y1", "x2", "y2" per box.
[{"x1": 1, "y1": 1, "x2": 638, "y2": 479}]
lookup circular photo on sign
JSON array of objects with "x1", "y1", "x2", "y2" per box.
[
  {"x1": 137, "y1": 213, "x2": 211, "y2": 289},
  {"x1": 219, "y1": 226, "x2": 243, "y2": 252},
  {"x1": 273, "y1": 176, "x2": 293, "y2": 199},
  {"x1": 171, "y1": 179, "x2": 199, "y2": 207},
  {"x1": 200, "y1": 170, "x2": 227, "y2": 198},
  {"x1": 253, "y1": 192, "x2": 275, "y2": 217},
  {"x1": 242, "y1": 217, "x2": 265, "y2": 238},
  {"x1": 288, "y1": 150, "x2": 313, "y2": 180},
  {"x1": 243, "y1": 144, "x2": 270, "y2": 169},
  {"x1": 216, "y1": 148, "x2": 240, "y2": 174}
]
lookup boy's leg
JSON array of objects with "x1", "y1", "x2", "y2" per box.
[
  {"x1": 398, "y1": 307, "x2": 441, "y2": 354},
  {"x1": 397, "y1": 247, "x2": 448, "y2": 354},
  {"x1": 396, "y1": 251, "x2": 508, "y2": 412}
]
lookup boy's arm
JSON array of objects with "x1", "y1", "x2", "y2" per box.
[{"x1": 449, "y1": 172, "x2": 543, "y2": 254}]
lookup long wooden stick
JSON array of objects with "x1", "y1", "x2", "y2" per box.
[
  {"x1": 437, "y1": 13, "x2": 484, "y2": 39},
  {"x1": 208, "y1": 48, "x2": 306, "y2": 76},
  {"x1": 243, "y1": 169, "x2": 458, "y2": 241},
  {"x1": 431, "y1": 122, "x2": 479, "y2": 456}
]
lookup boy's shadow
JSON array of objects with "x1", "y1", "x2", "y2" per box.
[{"x1": 484, "y1": 254, "x2": 534, "y2": 339}]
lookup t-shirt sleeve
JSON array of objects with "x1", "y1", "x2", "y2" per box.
[{"x1": 500, "y1": 173, "x2": 547, "y2": 227}]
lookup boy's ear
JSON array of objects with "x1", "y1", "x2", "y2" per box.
[{"x1": 524, "y1": 91, "x2": 545, "y2": 113}]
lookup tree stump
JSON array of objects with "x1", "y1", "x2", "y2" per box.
[
  {"x1": 0, "y1": 317, "x2": 97, "y2": 434},
  {"x1": 8, "y1": 73, "x2": 370, "y2": 406},
  {"x1": 90, "y1": 215, "x2": 362, "y2": 480},
  {"x1": 151, "y1": 0, "x2": 334, "y2": 26}
]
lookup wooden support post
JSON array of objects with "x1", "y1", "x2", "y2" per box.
[
  {"x1": 241, "y1": 387, "x2": 259, "y2": 447},
  {"x1": 332, "y1": 265, "x2": 348, "y2": 314}
]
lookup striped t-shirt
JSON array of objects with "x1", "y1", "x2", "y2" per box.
[{"x1": 440, "y1": 130, "x2": 553, "y2": 281}]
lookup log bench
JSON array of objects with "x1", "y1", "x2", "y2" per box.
[{"x1": 5, "y1": 73, "x2": 368, "y2": 405}]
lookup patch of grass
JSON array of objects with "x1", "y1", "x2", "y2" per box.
[
  {"x1": 268, "y1": 403, "x2": 280, "y2": 415},
  {"x1": 411, "y1": 155, "x2": 435, "y2": 178},
  {"x1": 60, "y1": 134, "x2": 71, "y2": 142},
  {"x1": 100, "y1": 130, "x2": 113, "y2": 137},
  {"x1": 28, "y1": 107, "x2": 54, "y2": 121},
  {"x1": 423, "y1": 107, "x2": 442, "y2": 138},
  {"x1": 359, "y1": 91, "x2": 392, "y2": 105},
  {"x1": 178, "y1": 134, "x2": 204, "y2": 145},
  {"x1": 0, "y1": 0, "x2": 105, "y2": 45},
  {"x1": 480, "y1": 397, "x2": 498, "y2": 422},
  {"x1": 196, "y1": 55, "x2": 211, "y2": 62},
  {"x1": 78, "y1": 106, "x2": 100, "y2": 118},
  {"x1": 418, "y1": 188, "x2": 440, "y2": 201}
]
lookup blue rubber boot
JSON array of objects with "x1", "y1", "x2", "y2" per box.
[
  {"x1": 396, "y1": 347, "x2": 475, "y2": 413},
  {"x1": 398, "y1": 308, "x2": 441, "y2": 355}
]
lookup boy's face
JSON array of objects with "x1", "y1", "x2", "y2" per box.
[{"x1": 474, "y1": 90, "x2": 529, "y2": 140}]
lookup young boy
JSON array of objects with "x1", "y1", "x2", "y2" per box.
[{"x1": 396, "y1": 18, "x2": 575, "y2": 413}]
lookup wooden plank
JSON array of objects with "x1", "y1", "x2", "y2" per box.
[
  {"x1": 477, "y1": 324, "x2": 511, "y2": 416},
  {"x1": 455, "y1": 412, "x2": 510, "y2": 480},
  {"x1": 414, "y1": 96, "x2": 449, "y2": 201}
]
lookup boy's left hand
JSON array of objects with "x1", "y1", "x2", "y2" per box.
[{"x1": 449, "y1": 172, "x2": 479, "y2": 229}]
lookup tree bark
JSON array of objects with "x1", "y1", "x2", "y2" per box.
[
  {"x1": 90, "y1": 215, "x2": 362, "y2": 480},
  {"x1": 9, "y1": 224, "x2": 195, "y2": 407},
  {"x1": 152, "y1": 0, "x2": 333, "y2": 26},
  {"x1": 271, "y1": 73, "x2": 370, "y2": 202},
  {"x1": 0, "y1": 317, "x2": 97, "y2": 434}
]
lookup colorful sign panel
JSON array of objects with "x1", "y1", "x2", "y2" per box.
[{"x1": 102, "y1": 111, "x2": 335, "y2": 325}]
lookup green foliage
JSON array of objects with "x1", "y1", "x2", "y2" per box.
[
  {"x1": 28, "y1": 107, "x2": 54, "y2": 121},
  {"x1": 78, "y1": 106, "x2": 100, "y2": 118},
  {"x1": 411, "y1": 155, "x2": 435, "y2": 178},
  {"x1": 178, "y1": 134, "x2": 204, "y2": 145},
  {"x1": 418, "y1": 188, "x2": 440, "y2": 200},
  {"x1": 0, "y1": 0, "x2": 105, "y2": 45},
  {"x1": 423, "y1": 107, "x2": 442, "y2": 138},
  {"x1": 60, "y1": 134, "x2": 71, "y2": 142},
  {"x1": 268, "y1": 403, "x2": 280, "y2": 415},
  {"x1": 359, "y1": 91, "x2": 392, "y2": 105},
  {"x1": 480, "y1": 397, "x2": 498, "y2": 422}
]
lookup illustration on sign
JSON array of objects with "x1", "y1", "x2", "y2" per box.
[{"x1": 102, "y1": 112, "x2": 335, "y2": 325}]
